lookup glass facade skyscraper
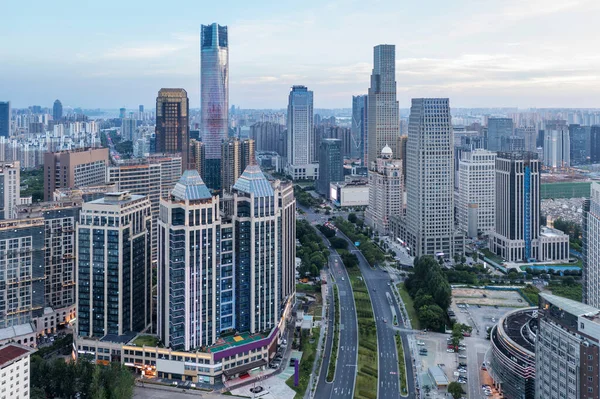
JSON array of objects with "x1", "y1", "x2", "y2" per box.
[
  {"x1": 53, "y1": 99, "x2": 62, "y2": 121},
  {"x1": 201, "y1": 23, "x2": 229, "y2": 190},
  {"x1": 317, "y1": 138, "x2": 343, "y2": 198},
  {"x1": 0, "y1": 101, "x2": 10, "y2": 138},
  {"x1": 487, "y1": 117, "x2": 514, "y2": 152},
  {"x1": 155, "y1": 89, "x2": 190, "y2": 168},
  {"x1": 351, "y1": 95, "x2": 368, "y2": 163}
]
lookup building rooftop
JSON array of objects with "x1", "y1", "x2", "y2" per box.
[
  {"x1": 88, "y1": 191, "x2": 144, "y2": 205},
  {"x1": 541, "y1": 293, "x2": 600, "y2": 319},
  {"x1": 0, "y1": 344, "x2": 36, "y2": 368},
  {"x1": 499, "y1": 308, "x2": 537, "y2": 354},
  {"x1": 171, "y1": 170, "x2": 212, "y2": 201},
  {"x1": 0, "y1": 323, "x2": 34, "y2": 341},
  {"x1": 428, "y1": 366, "x2": 449, "y2": 386},
  {"x1": 540, "y1": 227, "x2": 568, "y2": 238},
  {"x1": 233, "y1": 165, "x2": 274, "y2": 197},
  {"x1": 208, "y1": 331, "x2": 270, "y2": 354}
]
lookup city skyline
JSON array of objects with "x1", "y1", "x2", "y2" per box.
[{"x1": 2, "y1": 0, "x2": 600, "y2": 109}]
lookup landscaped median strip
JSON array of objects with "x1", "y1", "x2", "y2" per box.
[
  {"x1": 395, "y1": 333, "x2": 408, "y2": 396},
  {"x1": 326, "y1": 284, "x2": 340, "y2": 382}
]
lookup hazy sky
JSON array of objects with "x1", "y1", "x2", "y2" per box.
[{"x1": 1, "y1": 0, "x2": 599, "y2": 109}]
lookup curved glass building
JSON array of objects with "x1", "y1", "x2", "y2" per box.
[
  {"x1": 201, "y1": 23, "x2": 229, "y2": 190},
  {"x1": 489, "y1": 307, "x2": 537, "y2": 399}
]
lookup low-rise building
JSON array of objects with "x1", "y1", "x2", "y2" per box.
[
  {"x1": 330, "y1": 180, "x2": 369, "y2": 207},
  {"x1": 0, "y1": 343, "x2": 36, "y2": 399}
]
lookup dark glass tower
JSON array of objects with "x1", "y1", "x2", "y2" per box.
[
  {"x1": 53, "y1": 99, "x2": 62, "y2": 121},
  {"x1": 155, "y1": 88, "x2": 190, "y2": 168},
  {"x1": 201, "y1": 23, "x2": 229, "y2": 190},
  {"x1": 0, "y1": 101, "x2": 9, "y2": 137},
  {"x1": 318, "y1": 138, "x2": 343, "y2": 198}
]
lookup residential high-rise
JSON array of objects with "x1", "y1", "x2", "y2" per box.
[
  {"x1": 221, "y1": 138, "x2": 255, "y2": 193},
  {"x1": 458, "y1": 150, "x2": 496, "y2": 238},
  {"x1": 0, "y1": 161, "x2": 20, "y2": 220},
  {"x1": 365, "y1": 146, "x2": 403, "y2": 235},
  {"x1": 367, "y1": 45, "x2": 400, "y2": 165},
  {"x1": 583, "y1": 182, "x2": 600, "y2": 307},
  {"x1": 489, "y1": 152, "x2": 569, "y2": 262},
  {"x1": 155, "y1": 88, "x2": 189, "y2": 168},
  {"x1": 139, "y1": 105, "x2": 144, "y2": 114},
  {"x1": 317, "y1": 138, "x2": 343, "y2": 198},
  {"x1": 286, "y1": 85, "x2": 318, "y2": 180},
  {"x1": 0, "y1": 101, "x2": 10, "y2": 137},
  {"x1": 201, "y1": 23, "x2": 229, "y2": 190},
  {"x1": 158, "y1": 171, "x2": 222, "y2": 350},
  {"x1": 53, "y1": 99, "x2": 62, "y2": 121},
  {"x1": 189, "y1": 138, "x2": 205, "y2": 177},
  {"x1": 16, "y1": 201, "x2": 79, "y2": 311},
  {"x1": 402, "y1": 98, "x2": 457, "y2": 257},
  {"x1": 351, "y1": 95, "x2": 368, "y2": 163},
  {"x1": 316, "y1": 126, "x2": 352, "y2": 159},
  {"x1": 108, "y1": 156, "x2": 183, "y2": 261},
  {"x1": 0, "y1": 218, "x2": 45, "y2": 328},
  {"x1": 543, "y1": 121, "x2": 570, "y2": 168},
  {"x1": 250, "y1": 122, "x2": 286, "y2": 156},
  {"x1": 122, "y1": 118, "x2": 137, "y2": 141},
  {"x1": 76, "y1": 192, "x2": 152, "y2": 338},
  {"x1": 43, "y1": 148, "x2": 109, "y2": 201},
  {"x1": 536, "y1": 293, "x2": 600, "y2": 399},
  {"x1": 591, "y1": 126, "x2": 600, "y2": 164},
  {"x1": 517, "y1": 125, "x2": 539, "y2": 154},
  {"x1": 487, "y1": 118, "x2": 514, "y2": 152},
  {"x1": 158, "y1": 167, "x2": 296, "y2": 351},
  {"x1": 569, "y1": 124, "x2": 590, "y2": 165}
]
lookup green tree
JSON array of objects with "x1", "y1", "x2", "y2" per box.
[
  {"x1": 418, "y1": 304, "x2": 445, "y2": 331},
  {"x1": 448, "y1": 381, "x2": 465, "y2": 399},
  {"x1": 348, "y1": 213, "x2": 358, "y2": 223}
]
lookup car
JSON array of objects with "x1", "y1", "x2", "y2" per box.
[
  {"x1": 250, "y1": 387, "x2": 264, "y2": 393},
  {"x1": 447, "y1": 349, "x2": 455, "y2": 353},
  {"x1": 341, "y1": 277, "x2": 345, "y2": 281},
  {"x1": 383, "y1": 319, "x2": 387, "y2": 323},
  {"x1": 458, "y1": 355, "x2": 467, "y2": 359},
  {"x1": 494, "y1": 305, "x2": 498, "y2": 308},
  {"x1": 372, "y1": 288, "x2": 376, "y2": 292},
  {"x1": 458, "y1": 363, "x2": 467, "y2": 367},
  {"x1": 476, "y1": 304, "x2": 481, "y2": 308},
  {"x1": 417, "y1": 341, "x2": 426, "y2": 346}
]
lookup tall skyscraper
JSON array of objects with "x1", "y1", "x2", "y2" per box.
[
  {"x1": 0, "y1": 101, "x2": 10, "y2": 138},
  {"x1": 365, "y1": 146, "x2": 403, "y2": 234},
  {"x1": 457, "y1": 149, "x2": 496, "y2": 238},
  {"x1": 569, "y1": 124, "x2": 590, "y2": 165},
  {"x1": 250, "y1": 122, "x2": 286, "y2": 156},
  {"x1": 122, "y1": 118, "x2": 137, "y2": 141},
  {"x1": 543, "y1": 121, "x2": 570, "y2": 168},
  {"x1": 286, "y1": 85, "x2": 318, "y2": 180},
  {"x1": 591, "y1": 126, "x2": 600, "y2": 164},
  {"x1": 201, "y1": 23, "x2": 229, "y2": 190},
  {"x1": 155, "y1": 88, "x2": 189, "y2": 168},
  {"x1": 536, "y1": 294, "x2": 600, "y2": 399},
  {"x1": 43, "y1": 148, "x2": 109, "y2": 201},
  {"x1": 489, "y1": 152, "x2": 569, "y2": 262},
  {"x1": 76, "y1": 191, "x2": 152, "y2": 338},
  {"x1": 138, "y1": 104, "x2": 144, "y2": 114},
  {"x1": 402, "y1": 98, "x2": 457, "y2": 257},
  {"x1": 119, "y1": 107, "x2": 126, "y2": 119},
  {"x1": 52, "y1": 99, "x2": 62, "y2": 121},
  {"x1": 189, "y1": 138, "x2": 205, "y2": 177},
  {"x1": 317, "y1": 138, "x2": 343, "y2": 198},
  {"x1": 517, "y1": 125, "x2": 539, "y2": 153},
  {"x1": 351, "y1": 95, "x2": 368, "y2": 163},
  {"x1": 0, "y1": 218, "x2": 45, "y2": 328},
  {"x1": 0, "y1": 161, "x2": 20, "y2": 220},
  {"x1": 583, "y1": 182, "x2": 600, "y2": 307},
  {"x1": 487, "y1": 118, "x2": 514, "y2": 152},
  {"x1": 367, "y1": 45, "x2": 399, "y2": 165}
]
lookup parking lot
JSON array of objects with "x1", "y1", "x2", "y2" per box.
[{"x1": 452, "y1": 287, "x2": 527, "y2": 307}]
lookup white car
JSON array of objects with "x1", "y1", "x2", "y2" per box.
[{"x1": 447, "y1": 349, "x2": 455, "y2": 353}]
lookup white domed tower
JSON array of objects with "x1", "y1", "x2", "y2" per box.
[{"x1": 381, "y1": 145, "x2": 393, "y2": 159}]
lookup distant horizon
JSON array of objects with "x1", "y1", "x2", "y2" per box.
[{"x1": 2, "y1": 0, "x2": 599, "y2": 109}]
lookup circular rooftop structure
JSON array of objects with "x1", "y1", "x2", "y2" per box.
[
  {"x1": 381, "y1": 145, "x2": 393, "y2": 158},
  {"x1": 489, "y1": 307, "x2": 537, "y2": 399}
]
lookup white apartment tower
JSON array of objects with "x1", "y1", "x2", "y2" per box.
[
  {"x1": 584, "y1": 182, "x2": 600, "y2": 307},
  {"x1": 403, "y1": 98, "x2": 457, "y2": 257},
  {"x1": 286, "y1": 85, "x2": 318, "y2": 180},
  {"x1": 367, "y1": 44, "x2": 400, "y2": 165},
  {"x1": 0, "y1": 161, "x2": 20, "y2": 220},
  {"x1": 458, "y1": 149, "x2": 496, "y2": 237},
  {"x1": 365, "y1": 145, "x2": 403, "y2": 235},
  {"x1": 543, "y1": 122, "x2": 570, "y2": 169}
]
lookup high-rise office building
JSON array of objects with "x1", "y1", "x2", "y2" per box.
[
  {"x1": 536, "y1": 293, "x2": 600, "y2": 399},
  {"x1": 591, "y1": 126, "x2": 600, "y2": 164},
  {"x1": 201, "y1": 23, "x2": 229, "y2": 190},
  {"x1": 458, "y1": 149, "x2": 496, "y2": 238},
  {"x1": 583, "y1": 182, "x2": 600, "y2": 307},
  {"x1": 189, "y1": 138, "x2": 205, "y2": 177},
  {"x1": 155, "y1": 88, "x2": 189, "y2": 168},
  {"x1": 286, "y1": 85, "x2": 318, "y2": 180},
  {"x1": 0, "y1": 101, "x2": 10, "y2": 138},
  {"x1": 401, "y1": 98, "x2": 458, "y2": 257},
  {"x1": 0, "y1": 161, "x2": 20, "y2": 220},
  {"x1": 250, "y1": 122, "x2": 286, "y2": 156},
  {"x1": 317, "y1": 138, "x2": 343, "y2": 198},
  {"x1": 122, "y1": 118, "x2": 137, "y2": 141},
  {"x1": 16, "y1": 201, "x2": 79, "y2": 311},
  {"x1": 517, "y1": 126, "x2": 539, "y2": 154},
  {"x1": 489, "y1": 152, "x2": 569, "y2": 262},
  {"x1": 487, "y1": 118, "x2": 514, "y2": 152},
  {"x1": 53, "y1": 99, "x2": 62, "y2": 121},
  {"x1": 543, "y1": 121, "x2": 570, "y2": 168},
  {"x1": 138, "y1": 105, "x2": 144, "y2": 114},
  {"x1": 569, "y1": 124, "x2": 590, "y2": 165},
  {"x1": 351, "y1": 95, "x2": 368, "y2": 163},
  {"x1": 157, "y1": 171, "x2": 222, "y2": 350},
  {"x1": 367, "y1": 45, "x2": 400, "y2": 165},
  {"x1": 158, "y1": 167, "x2": 296, "y2": 351},
  {"x1": 43, "y1": 148, "x2": 109, "y2": 201},
  {"x1": 365, "y1": 146, "x2": 403, "y2": 234},
  {"x1": 221, "y1": 138, "x2": 255, "y2": 193},
  {"x1": 108, "y1": 156, "x2": 182, "y2": 261},
  {"x1": 0, "y1": 218, "x2": 45, "y2": 328},
  {"x1": 119, "y1": 107, "x2": 126, "y2": 119},
  {"x1": 315, "y1": 126, "x2": 352, "y2": 160},
  {"x1": 76, "y1": 192, "x2": 152, "y2": 338}
]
